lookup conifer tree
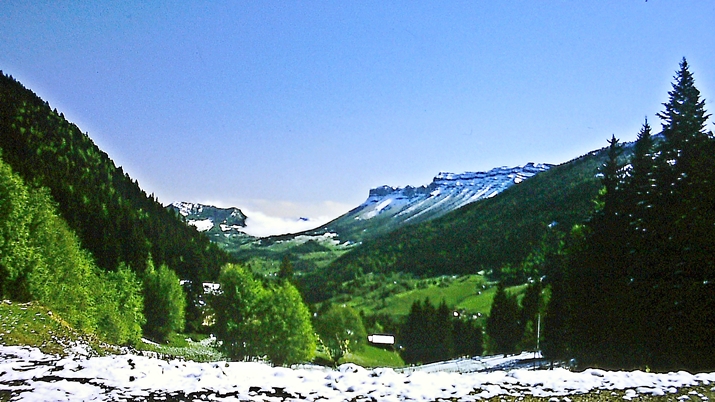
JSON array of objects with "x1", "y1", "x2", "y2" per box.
[
  {"x1": 400, "y1": 299, "x2": 431, "y2": 364},
  {"x1": 649, "y1": 58, "x2": 714, "y2": 369},
  {"x1": 541, "y1": 258, "x2": 571, "y2": 361},
  {"x1": 625, "y1": 119, "x2": 655, "y2": 242},
  {"x1": 486, "y1": 283, "x2": 522, "y2": 356},
  {"x1": 278, "y1": 255, "x2": 294, "y2": 281},
  {"x1": 452, "y1": 318, "x2": 483, "y2": 358},
  {"x1": 434, "y1": 300, "x2": 454, "y2": 362},
  {"x1": 547, "y1": 59, "x2": 715, "y2": 370},
  {"x1": 518, "y1": 280, "x2": 542, "y2": 351}
]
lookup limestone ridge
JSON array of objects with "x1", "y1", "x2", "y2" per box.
[
  {"x1": 360, "y1": 163, "x2": 551, "y2": 220},
  {"x1": 307, "y1": 163, "x2": 552, "y2": 242}
]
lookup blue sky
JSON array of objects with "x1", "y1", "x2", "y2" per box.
[{"x1": 2, "y1": 1, "x2": 714, "y2": 236}]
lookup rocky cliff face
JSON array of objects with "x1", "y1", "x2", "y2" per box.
[{"x1": 305, "y1": 163, "x2": 552, "y2": 242}]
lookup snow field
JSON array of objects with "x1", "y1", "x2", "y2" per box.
[{"x1": 1, "y1": 345, "x2": 714, "y2": 401}]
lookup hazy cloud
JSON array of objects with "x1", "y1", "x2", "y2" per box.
[{"x1": 197, "y1": 199, "x2": 355, "y2": 238}]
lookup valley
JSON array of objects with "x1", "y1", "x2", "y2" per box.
[{"x1": 2, "y1": 57, "x2": 715, "y2": 399}]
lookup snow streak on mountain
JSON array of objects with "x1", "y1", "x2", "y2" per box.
[{"x1": 352, "y1": 163, "x2": 551, "y2": 223}]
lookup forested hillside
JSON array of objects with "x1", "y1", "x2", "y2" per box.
[
  {"x1": 0, "y1": 72, "x2": 233, "y2": 331},
  {"x1": 300, "y1": 144, "x2": 613, "y2": 302},
  {"x1": 0, "y1": 153, "x2": 144, "y2": 344}
]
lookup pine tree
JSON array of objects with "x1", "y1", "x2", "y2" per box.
[
  {"x1": 454, "y1": 319, "x2": 484, "y2": 358},
  {"x1": 486, "y1": 283, "x2": 522, "y2": 356},
  {"x1": 518, "y1": 280, "x2": 542, "y2": 351},
  {"x1": 551, "y1": 60, "x2": 715, "y2": 370},
  {"x1": 541, "y1": 260, "x2": 571, "y2": 361},
  {"x1": 557, "y1": 136, "x2": 634, "y2": 367},
  {"x1": 650, "y1": 58, "x2": 714, "y2": 369},
  {"x1": 433, "y1": 300, "x2": 454, "y2": 362},
  {"x1": 625, "y1": 119, "x2": 655, "y2": 248},
  {"x1": 278, "y1": 255, "x2": 294, "y2": 281},
  {"x1": 657, "y1": 59, "x2": 710, "y2": 155},
  {"x1": 399, "y1": 299, "x2": 426, "y2": 364}
]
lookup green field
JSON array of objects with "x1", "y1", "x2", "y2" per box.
[{"x1": 332, "y1": 274, "x2": 527, "y2": 320}]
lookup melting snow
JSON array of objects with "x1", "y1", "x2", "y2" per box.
[{"x1": 1, "y1": 346, "x2": 714, "y2": 401}]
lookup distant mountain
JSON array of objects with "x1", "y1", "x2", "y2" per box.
[
  {"x1": 169, "y1": 202, "x2": 248, "y2": 233},
  {"x1": 298, "y1": 148, "x2": 615, "y2": 302},
  {"x1": 172, "y1": 164, "x2": 552, "y2": 264},
  {"x1": 167, "y1": 202, "x2": 257, "y2": 249},
  {"x1": 300, "y1": 163, "x2": 552, "y2": 243}
]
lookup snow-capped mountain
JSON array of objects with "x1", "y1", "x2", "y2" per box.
[
  {"x1": 169, "y1": 202, "x2": 248, "y2": 234},
  {"x1": 304, "y1": 163, "x2": 552, "y2": 242},
  {"x1": 170, "y1": 163, "x2": 551, "y2": 247},
  {"x1": 354, "y1": 163, "x2": 551, "y2": 223}
]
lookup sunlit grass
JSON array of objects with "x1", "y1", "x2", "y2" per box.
[
  {"x1": 0, "y1": 300, "x2": 118, "y2": 356},
  {"x1": 344, "y1": 345, "x2": 404, "y2": 368}
]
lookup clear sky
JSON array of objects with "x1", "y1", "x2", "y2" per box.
[{"x1": 2, "y1": 1, "x2": 714, "y2": 236}]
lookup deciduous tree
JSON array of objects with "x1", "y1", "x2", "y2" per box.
[
  {"x1": 314, "y1": 304, "x2": 366, "y2": 366},
  {"x1": 142, "y1": 259, "x2": 185, "y2": 342}
]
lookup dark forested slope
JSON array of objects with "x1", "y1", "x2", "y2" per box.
[{"x1": 0, "y1": 72, "x2": 232, "y2": 314}]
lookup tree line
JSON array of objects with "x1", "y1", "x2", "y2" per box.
[
  {"x1": 399, "y1": 297, "x2": 484, "y2": 364},
  {"x1": 543, "y1": 59, "x2": 715, "y2": 371},
  {"x1": 0, "y1": 153, "x2": 144, "y2": 343}
]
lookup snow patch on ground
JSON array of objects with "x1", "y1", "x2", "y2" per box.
[{"x1": 1, "y1": 346, "x2": 714, "y2": 401}]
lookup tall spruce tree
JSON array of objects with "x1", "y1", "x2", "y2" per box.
[
  {"x1": 650, "y1": 58, "x2": 714, "y2": 369},
  {"x1": 625, "y1": 119, "x2": 655, "y2": 241},
  {"x1": 547, "y1": 59, "x2": 715, "y2": 370},
  {"x1": 486, "y1": 282, "x2": 522, "y2": 356}
]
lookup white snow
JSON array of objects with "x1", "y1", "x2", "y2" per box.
[
  {"x1": 351, "y1": 163, "x2": 552, "y2": 226},
  {"x1": 187, "y1": 218, "x2": 213, "y2": 232},
  {"x1": 1, "y1": 346, "x2": 713, "y2": 401},
  {"x1": 363, "y1": 198, "x2": 393, "y2": 219}
]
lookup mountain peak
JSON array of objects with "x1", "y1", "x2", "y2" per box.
[{"x1": 168, "y1": 202, "x2": 248, "y2": 233}]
